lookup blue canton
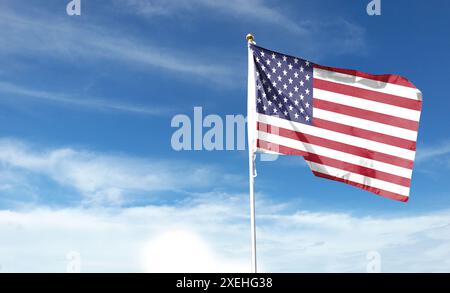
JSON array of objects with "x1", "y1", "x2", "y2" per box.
[{"x1": 251, "y1": 44, "x2": 314, "y2": 125}]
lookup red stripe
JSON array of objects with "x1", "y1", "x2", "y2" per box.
[
  {"x1": 314, "y1": 99, "x2": 419, "y2": 131},
  {"x1": 314, "y1": 79, "x2": 422, "y2": 110},
  {"x1": 312, "y1": 171, "x2": 409, "y2": 202},
  {"x1": 314, "y1": 64, "x2": 417, "y2": 89},
  {"x1": 257, "y1": 122, "x2": 414, "y2": 169},
  {"x1": 313, "y1": 118, "x2": 417, "y2": 151},
  {"x1": 257, "y1": 140, "x2": 411, "y2": 187}
]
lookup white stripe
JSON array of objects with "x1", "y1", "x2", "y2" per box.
[
  {"x1": 314, "y1": 88, "x2": 421, "y2": 121},
  {"x1": 314, "y1": 108, "x2": 418, "y2": 141},
  {"x1": 307, "y1": 161, "x2": 410, "y2": 197},
  {"x1": 257, "y1": 113, "x2": 416, "y2": 161},
  {"x1": 258, "y1": 130, "x2": 413, "y2": 178},
  {"x1": 314, "y1": 68, "x2": 422, "y2": 101}
]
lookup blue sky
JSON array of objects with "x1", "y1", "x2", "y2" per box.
[{"x1": 0, "y1": 0, "x2": 450, "y2": 272}]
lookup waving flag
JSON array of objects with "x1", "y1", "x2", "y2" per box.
[{"x1": 248, "y1": 44, "x2": 422, "y2": 202}]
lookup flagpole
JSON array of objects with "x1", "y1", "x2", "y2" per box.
[{"x1": 246, "y1": 33, "x2": 258, "y2": 273}]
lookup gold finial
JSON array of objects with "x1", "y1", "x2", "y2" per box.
[{"x1": 246, "y1": 33, "x2": 255, "y2": 43}]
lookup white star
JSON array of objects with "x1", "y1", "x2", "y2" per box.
[
  {"x1": 283, "y1": 84, "x2": 288, "y2": 90},
  {"x1": 267, "y1": 87, "x2": 272, "y2": 93},
  {"x1": 305, "y1": 74, "x2": 310, "y2": 81},
  {"x1": 294, "y1": 58, "x2": 299, "y2": 64},
  {"x1": 260, "y1": 51, "x2": 265, "y2": 57},
  {"x1": 295, "y1": 113, "x2": 299, "y2": 119},
  {"x1": 300, "y1": 66, "x2": 304, "y2": 72},
  {"x1": 294, "y1": 72, "x2": 299, "y2": 78},
  {"x1": 294, "y1": 100, "x2": 299, "y2": 106},
  {"x1": 305, "y1": 116, "x2": 310, "y2": 121},
  {"x1": 272, "y1": 81, "x2": 277, "y2": 87},
  {"x1": 300, "y1": 94, "x2": 304, "y2": 100},
  {"x1": 277, "y1": 89, "x2": 283, "y2": 95},
  {"x1": 277, "y1": 75, "x2": 282, "y2": 81},
  {"x1": 256, "y1": 57, "x2": 260, "y2": 63},
  {"x1": 271, "y1": 53, "x2": 276, "y2": 59},
  {"x1": 283, "y1": 97, "x2": 288, "y2": 103},
  {"x1": 262, "y1": 92, "x2": 267, "y2": 98},
  {"x1": 257, "y1": 84, "x2": 262, "y2": 90},
  {"x1": 266, "y1": 59, "x2": 271, "y2": 65},
  {"x1": 272, "y1": 67, "x2": 277, "y2": 73},
  {"x1": 263, "y1": 105, "x2": 267, "y2": 111},
  {"x1": 305, "y1": 102, "x2": 310, "y2": 108},
  {"x1": 257, "y1": 98, "x2": 262, "y2": 103},
  {"x1": 273, "y1": 108, "x2": 278, "y2": 114},
  {"x1": 305, "y1": 61, "x2": 310, "y2": 67},
  {"x1": 267, "y1": 73, "x2": 271, "y2": 79},
  {"x1": 288, "y1": 64, "x2": 293, "y2": 70},
  {"x1": 288, "y1": 78, "x2": 293, "y2": 84},
  {"x1": 268, "y1": 100, "x2": 272, "y2": 106},
  {"x1": 300, "y1": 108, "x2": 305, "y2": 113},
  {"x1": 284, "y1": 111, "x2": 288, "y2": 116},
  {"x1": 289, "y1": 105, "x2": 293, "y2": 111},
  {"x1": 288, "y1": 92, "x2": 293, "y2": 98},
  {"x1": 300, "y1": 80, "x2": 304, "y2": 87},
  {"x1": 283, "y1": 56, "x2": 287, "y2": 62},
  {"x1": 305, "y1": 89, "x2": 310, "y2": 95},
  {"x1": 294, "y1": 86, "x2": 299, "y2": 92},
  {"x1": 277, "y1": 61, "x2": 282, "y2": 68},
  {"x1": 273, "y1": 95, "x2": 278, "y2": 100},
  {"x1": 283, "y1": 70, "x2": 287, "y2": 76},
  {"x1": 278, "y1": 103, "x2": 282, "y2": 108},
  {"x1": 261, "y1": 65, "x2": 266, "y2": 71}
]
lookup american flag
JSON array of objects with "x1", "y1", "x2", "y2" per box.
[{"x1": 248, "y1": 44, "x2": 423, "y2": 202}]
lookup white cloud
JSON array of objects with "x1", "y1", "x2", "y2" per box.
[
  {"x1": 0, "y1": 139, "x2": 243, "y2": 205},
  {"x1": 0, "y1": 194, "x2": 449, "y2": 272}
]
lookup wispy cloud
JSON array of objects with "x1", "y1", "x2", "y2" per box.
[
  {"x1": 0, "y1": 139, "x2": 243, "y2": 205},
  {"x1": 116, "y1": 0, "x2": 367, "y2": 56},
  {"x1": 117, "y1": 0, "x2": 309, "y2": 35},
  {"x1": 0, "y1": 6, "x2": 234, "y2": 85},
  {"x1": 416, "y1": 141, "x2": 450, "y2": 163},
  {"x1": 0, "y1": 81, "x2": 168, "y2": 116}
]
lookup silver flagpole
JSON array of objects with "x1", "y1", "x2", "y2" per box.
[{"x1": 246, "y1": 33, "x2": 258, "y2": 273}]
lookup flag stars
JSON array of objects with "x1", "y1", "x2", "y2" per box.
[
  {"x1": 294, "y1": 72, "x2": 299, "y2": 78},
  {"x1": 271, "y1": 53, "x2": 276, "y2": 59},
  {"x1": 294, "y1": 86, "x2": 299, "y2": 92},
  {"x1": 277, "y1": 61, "x2": 282, "y2": 68},
  {"x1": 288, "y1": 78, "x2": 293, "y2": 84},
  {"x1": 305, "y1": 89, "x2": 310, "y2": 95},
  {"x1": 288, "y1": 64, "x2": 293, "y2": 70},
  {"x1": 283, "y1": 56, "x2": 287, "y2": 62},
  {"x1": 277, "y1": 75, "x2": 282, "y2": 81},
  {"x1": 305, "y1": 74, "x2": 310, "y2": 81},
  {"x1": 283, "y1": 70, "x2": 287, "y2": 76}
]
